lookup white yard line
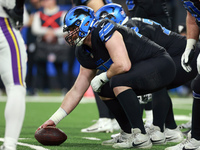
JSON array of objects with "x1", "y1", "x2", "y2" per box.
[
  {"x1": 82, "y1": 137, "x2": 101, "y2": 141},
  {"x1": 0, "y1": 138, "x2": 49, "y2": 150}
]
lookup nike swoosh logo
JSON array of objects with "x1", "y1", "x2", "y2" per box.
[
  {"x1": 166, "y1": 136, "x2": 178, "y2": 141},
  {"x1": 132, "y1": 141, "x2": 147, "y2": 147},
  {"x1": 183, "y1": 146, "x2": 196, "y2": 150},
  {"x1": 151, "y1": 138, "x2": 166, "y2": 144}
]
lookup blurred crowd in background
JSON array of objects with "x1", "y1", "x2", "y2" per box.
[{"x1": 0, "y1": 0, "x2": 192, "y2": 96}]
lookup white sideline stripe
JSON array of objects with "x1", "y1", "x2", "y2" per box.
[{"x1": 0, "y1": 138, "x2": 49, "y2": 150}]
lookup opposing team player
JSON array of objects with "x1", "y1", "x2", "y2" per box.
[{"x1": 0, "y1": 0, "x2": 27, "y2": 150}]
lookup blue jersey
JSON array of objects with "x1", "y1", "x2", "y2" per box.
[
  {"x1": 75, "y1": 19, "x2": 166, "y2": 71},
  {"x1": 124, "y1": 17, "x2": 186, "y2": 56}
]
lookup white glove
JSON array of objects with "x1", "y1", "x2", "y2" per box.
[
  {"x1": 181, "y1": 48, "x2": 192, "y2": 72},
  {"x1": 181, "y1": 39, "x2": 197, "y2": 72},
  {"x1": 197, "y1": 54, "x2": 200, "y2": 74},
  {"x1": 91, "y1": 72, "x2": 109, "y2": 92}
]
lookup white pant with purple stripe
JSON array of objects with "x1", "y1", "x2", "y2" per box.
[{"x1": 0, "y1": 16, "x2": 27, "y2": 150}]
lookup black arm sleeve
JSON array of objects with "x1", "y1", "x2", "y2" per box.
[{"x1": 15, "y1": 0, "x2": 25, "y2": 9}]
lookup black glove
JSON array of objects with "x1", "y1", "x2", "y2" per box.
[{"x1": 3, "y1": 6, "x2": 23, "y2": 30}]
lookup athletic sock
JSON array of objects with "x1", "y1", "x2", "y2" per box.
[
  {"x1": 4, "y1": 86, "x2": 26, "y2": 146},
  {"x1": 152, "y1": 88, "x2": 170, "y2": 132},
  {"x1": 145, "y1": 110, "x2": 153, "y2": 127},
  {"x1": 117, "y1": 89, "x2": 145, "y2": 134},
  {"x1": 164, "y1": 100, "x2": 177, "y2": 129},
  {"x1": 103, "y1": 99, "x2": 131, "y2": 133}
]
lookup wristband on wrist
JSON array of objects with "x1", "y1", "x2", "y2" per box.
[
  {"x1": 186, "y1": 39, "x2": 197, "y2": 50},
  {"x1": 49, "y1": 107, "x2": 67, "y2": 125}
]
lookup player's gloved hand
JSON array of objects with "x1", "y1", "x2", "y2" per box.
[
  {"x1": 181, "y1": 39, "x2": 196, "y2": 72},
  {"x1": 3, "y1": 6, "x2": 23, "y2": 30},
  {"x1": 91, "y1": 72, "x2": 109, "y2": 92},
  {"x1": 197, "y1": 54, "x2": 200, "y2": 74}
]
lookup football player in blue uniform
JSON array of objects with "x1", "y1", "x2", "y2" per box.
[
  {"x1": 166, "y1": 0, "x2": 200, "y2": 149},
  {"x1": 39, "y1": 6, "x2": 177, "y2": 149},
  {"x1": 126, "y1": 0, "x2": 172, "y2": 129},
  {"x1": 95, "y1": 3, "x2": 200, "y2": 145},
  {"x1": 72, "y1": 0, "x2": 120, "y2": 133}
]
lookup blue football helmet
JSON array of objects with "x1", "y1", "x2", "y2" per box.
[
  {"x1": 95, "y1": 3, "x2": 128, "y2": 25},
  {"x1": 63, "y1": 6, "x2": 96, "y2": 46}
]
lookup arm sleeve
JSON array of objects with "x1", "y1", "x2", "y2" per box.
[{"x1": 15, "y1": 0, "x2": 25, "y2": 9}]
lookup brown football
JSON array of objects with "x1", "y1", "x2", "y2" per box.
[{"x1": 35, "y1": 126, "x2": 67, "y2": 145}]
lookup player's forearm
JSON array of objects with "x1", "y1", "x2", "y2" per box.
[
  {"x1": 186, "y1": 12, "x2": 200, "y2": 40},
  {"x1": 106, "y1": 63, "x2": 130, "y2": 79},
  {"x1": 60, "y1": 87, "x2": 85, "y2": 115}
]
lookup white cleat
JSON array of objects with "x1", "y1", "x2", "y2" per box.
[
  {"x1": 102, "y1": 130, "x2": 131, "y2": 146},
  {"x1": 81, "y1": 118, "x2": 113, "y2": 133},
  {"x1": 164, "y1": 127, "x2": 184, "y2": 143},
  {"x1": 111, "y1": 119, "x2": 121, "y2": 131},
  {"x1": 111, "y1": 132, "x2": 120, "y2": 139},
  {"x1": 112, "y1": 128, "x2": 152, "y2": 149},
  {"x1": 147, "y1": 125, "x2": 166, "y2": 145},
  {"x1": 165, "y1": 138, "x2": 200, "y2": 150},
  {"x1": 178, "y1": 121, "x2": 192, "y2": 129}
]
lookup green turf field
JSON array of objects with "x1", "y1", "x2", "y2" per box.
[{"x1": 0, "y1": 95, "x2": 193, "y2": 150}]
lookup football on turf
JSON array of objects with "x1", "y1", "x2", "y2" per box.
[{"x1": 35, "y1": 126, "x2": 67, "y2": 145}]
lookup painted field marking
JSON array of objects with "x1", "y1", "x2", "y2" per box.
[
  {"x1": 82, "y1": 137, "x2": 101, "y2": 141},
  {"x1": 0, "y1": 138, "x2": 49, "y2": 150}
]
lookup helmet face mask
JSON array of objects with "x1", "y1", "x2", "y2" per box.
[
  {"x1": 65, "y1": 26, "x2": 80, "y2": 47},
  {"x1": 63, "y1": 6, "x2": 95, "y2": 47}
]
